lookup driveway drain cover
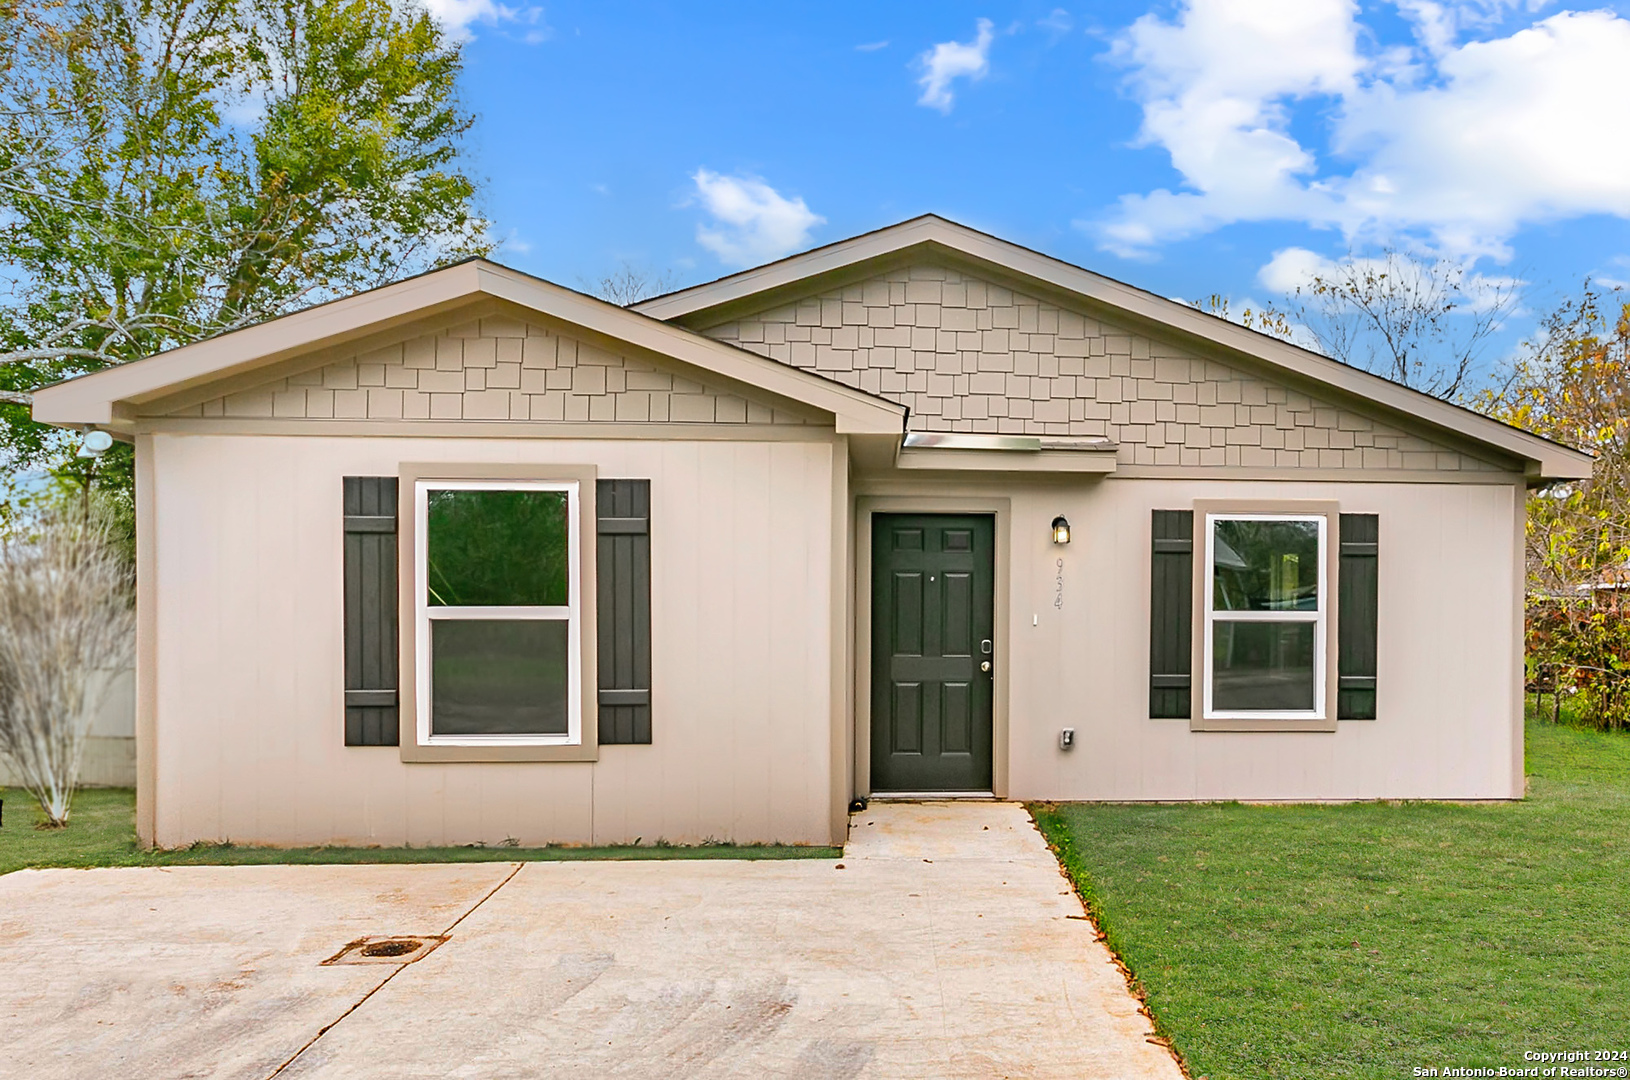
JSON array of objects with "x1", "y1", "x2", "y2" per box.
[{"x1": 321, "y1": 935, "x2": 448, "y2": 966}]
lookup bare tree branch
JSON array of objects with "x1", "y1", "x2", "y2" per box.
[
  {"x1": 581, "y1": 261, "x2": 678, "y2": 307},
  {"x1": 1269, "y1": 250, "x2": 1522, "y2": 400},
  {"x1": 1188, "y1": 293, "x2": 1301, "y2": 343},
  {"x1": 0, "y1": 347, "x2": 123, "y2": 366}
]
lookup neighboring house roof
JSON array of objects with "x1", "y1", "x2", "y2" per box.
[
  {"x1": 29, "y1": 260, "x2": 906, "y2": 435},
  {"x1": 635, "y1": 215, "x2": 1591, "y2": 482}
]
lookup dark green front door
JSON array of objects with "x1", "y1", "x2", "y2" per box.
[{"x1": 871, "y1": 514, "x2": 995, "y2": 792}]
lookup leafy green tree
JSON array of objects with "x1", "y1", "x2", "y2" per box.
[
  {"x1": 0, "y1": 0, "x2": 490, "y2": 483},
  {"x1": 1479, "y1": 286, "x2": 1630, "y2": 729},
  {"x1": 1481, "y1": 287, "x2": 1630, "y2": 595}
]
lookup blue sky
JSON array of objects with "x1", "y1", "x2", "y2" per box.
[{"x1": 437, "y1": 0, "x2": 1630, "y2": 380}]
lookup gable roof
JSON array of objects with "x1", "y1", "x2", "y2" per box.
[
  {"x1": 30, "y1": 260, "x2": 906, "y2": 435},
  {"x1": 635, "y1": 215, "x2": 1591, "y2": 482}
]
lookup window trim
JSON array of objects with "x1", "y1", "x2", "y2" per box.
[
  {"x1": 1189, "y1": 499, "x2": 1340, "y2": 733},
  {"x1": 1202, "y1": 512, "x2": 1327, "y2": 722},
  {"x1": 415, "y1": 478, "x2": 582, "y2": 748},
  {"x1": 396, "y1": 463, "x2": 600, "y2": 763}
]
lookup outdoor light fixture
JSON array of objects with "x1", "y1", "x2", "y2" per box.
[
  {"x1": 77, "y1": 430, "x2": 113, "y2": 458},
  {"x1": 1051, "y1": 516, "x2": 1071, "y2": 544}
]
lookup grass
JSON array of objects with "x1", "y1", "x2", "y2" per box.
[
  {"x1": 1032, "y1": 715, "x2": 1630, "y2": 1080},
  {"x1": 0, "y1": 788, "x2": 839, "y2": 874}
]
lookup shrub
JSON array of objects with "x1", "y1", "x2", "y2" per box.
[
  {"x1": 1528, "y1": 599, "x2": 1630, "y2": 732},
  {"x1": 0, "y1": 504, "x2": 134, "y2": 825}
]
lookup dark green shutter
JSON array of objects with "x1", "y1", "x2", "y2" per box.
[
  {"x1": 1149, "y1": 510, "x2": 1193, "y2": 719},
  {"x1": 597, "y1": 479, "x2": 652, "y2": 744},
  {"x1": 1337, "y1": 513, "x2": 1379, "y2": 720},
  {"x1": 344, "y1": 477, "x2": 399, "y2": 746}
]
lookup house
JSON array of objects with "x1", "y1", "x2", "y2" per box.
[{"x1": 31, "y1": 216, "x2": 1591, "y2": 849}]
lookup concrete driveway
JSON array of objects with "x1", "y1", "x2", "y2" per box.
[{"x1": 0, "y1": 803, "x2": 1183, "y2": 1079}]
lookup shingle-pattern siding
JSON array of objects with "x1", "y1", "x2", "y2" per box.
[
  {"x1": 703, "y1": 265, "x2": 1503, "y2": 471},
  {"x1": 172, "y1": 316, "x2": 811, "y2": 425}
]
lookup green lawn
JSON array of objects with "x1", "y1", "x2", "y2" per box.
[
  {"x1": 1032, "y1": 717, "x2": 1630, "y2": 1080},
  {"x1": 0, "y1": 788, "x2": 839, "y2": 874}
]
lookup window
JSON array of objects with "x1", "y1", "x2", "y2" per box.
[
  {"x1": 413, "y1": 480, "x2": 582, "y2": 745},
  {"x1": 1202, "y1": 513, "x2": 1328, "y2": 720}
]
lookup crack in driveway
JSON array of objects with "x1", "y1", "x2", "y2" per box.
[{"x1": 263, "y1": 861, "x2": 524, "y2": 1079}]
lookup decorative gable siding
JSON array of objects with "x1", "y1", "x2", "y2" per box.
[
  {"x1": 702, "y1": 265, "x2": 1503, "y2": 471},
  {"x1": 169, "y1": 316, "x2": 811, "y2": 425}
]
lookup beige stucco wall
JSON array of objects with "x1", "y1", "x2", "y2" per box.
[
  {"x1": 125, "y1": 281, "x2": 1531, "y2": 837},
  {"x1": 140, "y1": 430, "x2": 839, "y2": 848},
  {"x1": 858, "y1": 474, "x2": 1522, "y2": 801},
  {"x1": 705, "y1": 264, "x2": 1505, "y2": 473}
]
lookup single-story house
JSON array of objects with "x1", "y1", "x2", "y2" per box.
[{"x1": 32, "y1": 216, "x2": 1591, "y2": 849}]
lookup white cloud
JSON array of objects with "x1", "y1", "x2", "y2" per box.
[
  {"x1": 1597, "y1": 254, "x2": 1630, "y2": 290},
  {"x1": 1258, "y1": 247, "x2": 1333, "y2": 295},
  {"x1": 1259, "y1": 246, "x2": 1523, "y2": 314},
  {"x1": 691, "y1": 170, "x2": 825, "y2": 268},
  {"x1": 1038, "y1": 9, "x2": 1073, "y2": 36},
  {"x1": 1096, "y1": 0, "x2": 1362, "y2": 255},
  {"x1": 1096, "y1": 2, "x2": 1630, "y2": 261},
  {"x1": 499, "y1": 228, "x2": 532, "y2": 256},
  {"x1": 419, "y1": 0, "x2": 548, "y2": 43},
  {"x1": 856, "y1": 40, "x2": 890, "y2": 52},
  {"x1": 917, "y1": 18, "x2": 995, "y2": 113},
  {"x1": 1394, "y1": 1, "x2": 1551, "y2": 58},
  {"x1": 1334, "y1": 11, "x2": 1630, "y2": 258}
]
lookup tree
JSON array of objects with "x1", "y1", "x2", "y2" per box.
[
  {"x1": 1482, "y1": 286, "x2": 1630, "y2": 590},
  {"x1": 1189, "y1": 293, "x2": 1300, "y2": 342},
  {"x1": 0, "y1": 0, "x2": 491, "y2": 478},
  {"x1": 0, "y1": 501, "x2": 134, "y2": 825},
  {"x1": 1479, "y1": 285, "x2": 1630, "y2": 729},
  {"x1": 1269, "y1": 250, "x2": 1520, "y2": 400},
  {"x1": 582, "y1": 261, "x2": 677, "y2": 307}
]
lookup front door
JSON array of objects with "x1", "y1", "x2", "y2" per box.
[{"x1": 870, "y1": 514, "x2": 995, "y2": 792}]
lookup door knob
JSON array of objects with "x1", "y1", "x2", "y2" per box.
[{"x1": 981, "y1": 660, "x2": 991, "y2": 673}]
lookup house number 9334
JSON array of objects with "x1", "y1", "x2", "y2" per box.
[{"x1": 1054, "y1": 558, "x2": 1064, "y2": 610}]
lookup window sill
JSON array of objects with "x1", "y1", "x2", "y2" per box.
[
  {"x1": 399, "y1": 739, "x2": 599, "y2": 763},
  {"x1": 1190, "y1": 715, "x2": 1339, "y2": 733}
]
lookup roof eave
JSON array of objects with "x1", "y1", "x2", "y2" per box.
[
  {"x1": 635, "y1": 215, "x2": 1593, "y2": 483},
  {"x1": 30, "y1": 262, "x2": 490, "y2": 428},
  {"x1": 29, "y1": 260, "x2": 906, "y2": 436}
]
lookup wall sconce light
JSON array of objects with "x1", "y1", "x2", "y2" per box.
[
  {"x1": 1051, "y1": 515, "x2": 1071, "y2": 545},
  {"x1": 77, "y1": 430, "x2": 113, "y2": 459}
]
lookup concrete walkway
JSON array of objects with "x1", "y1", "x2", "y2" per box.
[{"x1": 0, "y1": 802, "x2": 1184, "y2": 1079}]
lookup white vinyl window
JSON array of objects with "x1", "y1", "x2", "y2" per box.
[
  {"x1": 413, "y1": 479, "x2": 582, "y2": 746},
  {"x1": 1203, "y1": 513, "x2": 1327, "y2": 720}
]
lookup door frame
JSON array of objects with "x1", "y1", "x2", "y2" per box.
[{"x1": 854, "y1": 494, "x2": 1011, "y2": 799}]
